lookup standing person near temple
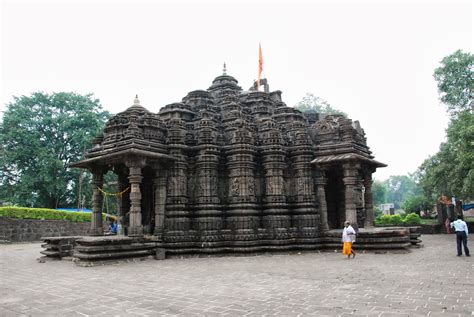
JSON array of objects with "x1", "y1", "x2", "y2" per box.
[
  {"x1": 450, "y1": 215, "x2": 470, "y2": 257},
  {"x1": 342, "y1": 221, "x2": 356, "y2": 259}
]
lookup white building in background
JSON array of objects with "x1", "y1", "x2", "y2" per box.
[{"x1": 380, "y1": 203, "x2": 395, "y2": 215}]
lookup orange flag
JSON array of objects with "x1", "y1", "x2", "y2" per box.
[{"x1": 257, "y1": 44, "x2": 263, "y2": 90}]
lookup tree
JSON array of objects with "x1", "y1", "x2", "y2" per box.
[
  {"x1": 383, "y1": 175, "x2": 420, "y2": 209},
  {"x1": 294, "y1": 93, "x2": 347, "y2": 116},
  {"x1": 417, "y1": 111, "x2": 474, "y2": 200},
  {"x1": 402, "y1": 195, "x2": 433, "y2": 215},
  {"x1": 416, "y1": 50, "x2": 474, "y2": 202},
  {"x1": 0, "y1": 92, "x2": 110, "y2": 208},
  {"x1": 372, "y1": 180, "x2": 388, "y2": 207},
  {"x1": 433, "y1": 50, "x2": 473, "y2": 116}
]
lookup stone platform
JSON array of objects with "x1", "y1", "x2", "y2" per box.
[
  {"x1": 72, "y1": 236, "x2": 164, "y2": 266},
  {"x1": 322, "y1": 227, "x2": 420, "y2": 251},
  {"x1": 39, "y1": 236, "x2": 82, "y2": 259},
  {"x1": 164, "y1": 227, "x2": 420, "y2": 255},
  {"x1": 40, "y1": 227, "x2": 421, "y2": 264}
]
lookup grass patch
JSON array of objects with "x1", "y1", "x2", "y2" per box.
[{"x1": 420, "y1": 218, "x2": 439, "y2": 225}]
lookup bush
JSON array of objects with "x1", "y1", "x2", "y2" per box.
[
  {"x1": 390, "y1": 214, "x2": 404, "y2": 225},
  {"x1": 375, "y1": 213, "x2": 421, "y2": 226},
  {"x1": 0, "y1": 206, "x2": 95, "y2": 222},
  {"x1": 403, "y1": 213, "x2": 422, "y2": 225},
  {"x1": 376, "y1": 214, "x2": 403, "y2": 225}
]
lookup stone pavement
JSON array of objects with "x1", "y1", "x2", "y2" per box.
[{"x1": 0, "y1": 234, "x2": 472, "y2": 317}]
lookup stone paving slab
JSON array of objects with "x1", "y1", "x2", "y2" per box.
[{"x1": 0, "y1": 234, "x2": 473, "y2": 316}]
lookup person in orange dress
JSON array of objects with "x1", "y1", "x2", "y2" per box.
[{"x1": 342, "y1": 221, "x2": 356, "y2": 259}]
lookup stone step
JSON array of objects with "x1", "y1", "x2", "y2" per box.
[
  {"x1": 74, "y1": 243, "x2": 158, "y2": 253},
  {"x1": 40, "y1": 250, "x2": 60, "y2": 257},
  {"x1": 76, "y1": 236, "x2": 135, "y2": 246},
  {"x1": 41, "y1": 243, "x2": 59, "y2": 250},
  {"x1": 74, "y1": 248, "x2": 155, "y2": 260}
]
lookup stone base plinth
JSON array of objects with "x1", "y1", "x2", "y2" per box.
[
  {"x1": 40, "y1": 236, "x2": 83, "y2": 259},
  {"x1": 322, "y1": 227, "x2": 413, "y2": 251},
  {"x1": 73, "y1": 236, "x2": 162, "y2": 266},
  {"x1": 38, "y1": 227, "x2": 422, "y2": 264}
]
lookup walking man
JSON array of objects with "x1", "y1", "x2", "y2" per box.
[{"x1": 450, "y1": 215, "x2": 470, "y2": 257}]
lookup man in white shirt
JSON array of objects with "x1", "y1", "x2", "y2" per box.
[{"x1": 450, "y1": 215, "x2": 470, "y2": 257}]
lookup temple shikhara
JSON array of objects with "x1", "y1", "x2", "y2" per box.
[{"x1": 64, "y1": 66, "x2": 418, "y2": 264}]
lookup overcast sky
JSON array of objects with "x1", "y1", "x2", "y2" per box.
[{"x1": 1, "y1": 0, "x2": 472, "y2": 181}]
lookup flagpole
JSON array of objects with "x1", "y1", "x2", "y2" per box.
[{"x1": 258, "y1": 43, "x2": 263, "y2": 91}]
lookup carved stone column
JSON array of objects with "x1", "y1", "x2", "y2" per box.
[
  {"x1": 226, "y1": 146, "x2": 258, "y2": 233},
  {"x1": 260, "y1": 121, "x2": 289, "y2": 239},
  {"x1": 163, "y1": 118, "x2": 190, "y2": 242},
  {"x1": 153, "y1": 167, "x2": 167, "y2": 239},
  {"x1": 194, "y1": 145, "x2": 221, "y2": 237},
  {"x1": 262, "y1": 154, "x2": 289, "y2": 234},
  {"x1": 193, "y1": 114, "x2": 222, "y2": 240},
  {"x1": 363, "y1": 172, "x2": 375, "y2": 227},
  {"x1": 225, "y1": 123, "x2": 258, "y2": 239},
  {"x1": 315, "y1": 170, "x2": 329, "y2": 231},
  {"x1": 127, "y1": 160, "x2": 144, "y2": 236},
  {"x1": 290, "y1": 130, "x2": 318, "y2": 237},
  {"x1": 165, "y1": 148, "x2": 189, "y2": 235},
  {"x1": 342, "y1": 162, "x2": 359, "y2": 229},
  {"x1": 90, "y1": 168, "x2": 104, "y2": 236}
]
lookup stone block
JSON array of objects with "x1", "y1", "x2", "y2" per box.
[{"x1": 154, "y1": 248, "x2": 166, "y2": 260}]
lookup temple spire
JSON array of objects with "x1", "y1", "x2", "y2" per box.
[
  {"x1": 133, "y1": 94, "x2": 140, "y2": 106},
  {"x1": 223, "y1": 62, "x2": 227, "y2": 75}
]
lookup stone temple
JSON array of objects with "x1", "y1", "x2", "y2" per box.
[{"x1": 71, "y1": 68, "x2": 387, "y2": 255}]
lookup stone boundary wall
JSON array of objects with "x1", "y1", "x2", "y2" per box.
[
  {"x1": 419, "y1": 223, "x2": 474, "y2": 234},
  {"x1": 3, "y1": 217, "x2": 472, "y2": 243},
  {"x1": 0, "y1": 217, "x2": 92, "y2": 242}
]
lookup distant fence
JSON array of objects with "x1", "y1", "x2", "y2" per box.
[
  {"x1": 420, "y1": 222, "x2": 474, "y2": 234},
  {"x1": 56, "y1": 208, "x2": 92, "y2": 213}
]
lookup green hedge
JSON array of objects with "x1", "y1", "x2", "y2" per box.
[
  {"x1": 0, "y1": 206, "x2": 97, "y2": 222},
  {"x1": 375, "y1": 213, "x2": 421, "y2": 226}
]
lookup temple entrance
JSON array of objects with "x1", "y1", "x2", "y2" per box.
[{"x1": 325, "y1": 167, "x2": 344, "y2": 229}]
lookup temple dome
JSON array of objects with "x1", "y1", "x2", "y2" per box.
[
  {"x1": 88, "y1": 96, "x2": 167, "y2": 156},
  {"x1": 208, "y1": 66, "x2": 242, "y2": 94}
]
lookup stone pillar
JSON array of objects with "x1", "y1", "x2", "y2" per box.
[
  {"x1": 315, "y1": 170, "x2": 329, "y2": 231},
  {"x1": 90, "y1": 169, "x2": 104, "y2": 236},
  {"x1": 225, "y1": 123, "x2": 258, "y2": 239},
  {"x1": 342, "y1": 163, "x2": 359, "y2": 229},
  {"x1": 260, "y1": 122, "x2": 289, "y2": 238},
  {"x1": 163, "y1": 118, "x2": 190, "y2": 241},
  {"x1": 290, "y1": 130, "x2": 318, "y2": 237},
  {"x1": 153, "y1": 168, "x2": 167, "y2": 239},
  {"x1": 165, "y1": 148, "x2": 189, "y2": 234},
  {"x1": 226, "y1": 147, "x2": 258, "y2": 233},
  {"x1": 262, "y1": 154, "x2": 289, "y2": 233},
  {"x1": 127, "y1": 161, "x2": 144, "y2": 236},
  {"x1": 363, "y1": 172, "x2": 375, "y2": 227},
  {"x1": 194, "y1": 144, "x2": 222, "y2": 237}
]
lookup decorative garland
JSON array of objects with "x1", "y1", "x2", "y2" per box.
[{"x1": 97, "y1": 186, "x2": 130, "y2": 216}]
